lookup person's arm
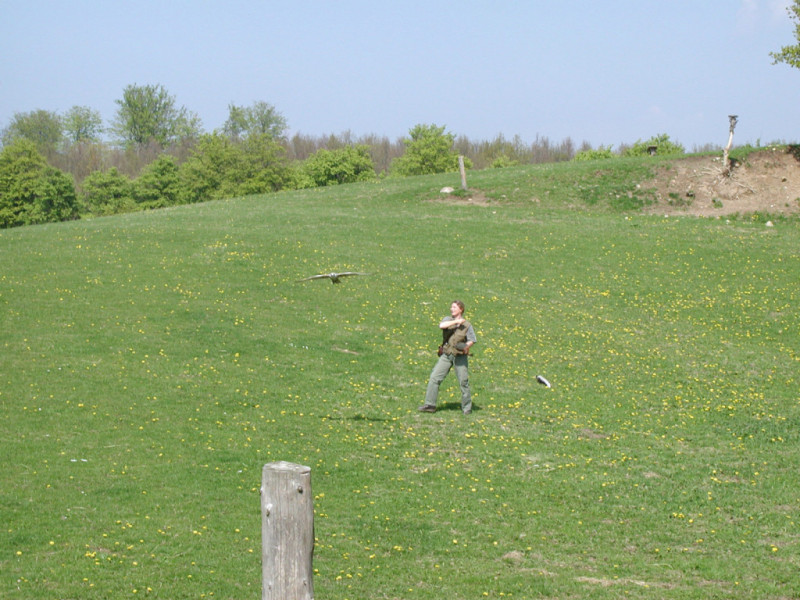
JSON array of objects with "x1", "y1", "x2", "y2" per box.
[
  {"x1": 440, "y1": 317, "x2": 465, "y2": 329},
  {"x1": 464, "y1": 324, "x2": 477, "y2": 351}
]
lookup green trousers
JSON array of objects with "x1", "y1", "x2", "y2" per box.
[{"x1": 424, "y1": 353, "x2": 471, "y2": 412}]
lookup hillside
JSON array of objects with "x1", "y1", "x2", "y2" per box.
[
  {"x1": 642, "y1": 148, "x2": 800, "y2": 217},
  {"x1": 2, "y1": 146, "x2": 800, "y2": 599}
]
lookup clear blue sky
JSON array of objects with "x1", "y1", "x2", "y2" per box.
[{"x1": 1, "y1": 0, "x2": 798, "y2": 150}]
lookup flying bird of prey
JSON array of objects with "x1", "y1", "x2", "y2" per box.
[{"x1": 297, "y1": 271, "x2": 369, "y2": 284}]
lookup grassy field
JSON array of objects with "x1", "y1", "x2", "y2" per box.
[{"x1": 2, "y1": 157, "x2": 799, "y2": 599}]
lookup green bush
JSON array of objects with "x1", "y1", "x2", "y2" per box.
[
  {"x1": 81, "y1": 167, "x2": 135, "y2": 216},
  {"x1": 0, "y1": 139, "x2": 78, "y2": 227},
  {"x1": 623, "y1": 133, "x2": 684, "y2": 157},
  {"x1": 233, "y1": 133, "x2": 297, "y2": 196},
  {"x1": 177, "y1": 133, "x2": 237, "y2": 203},
  {"x1": 133, "y1": 154, "x2": 182, "y2": 209},
  {"x1": 391, "y1": 123, "x2": 469, "y2": 176},
  {"x1": 573, "y1": 145, "x2": 615, "y2": 161},
  {"x1": 300, "y1": 145, "x2": 376, "y2": 187},
  {"x1": 489, "y1": 154, "x2": 519, "y2": 168},
  {"x1": 178, "y1": 132, "x2": 295, "y2": 203}
]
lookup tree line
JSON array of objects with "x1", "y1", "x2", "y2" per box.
[
  {"x1": 0, "y1": 83, "x2": 596, "y2": 228},
  {"x1": 1, "y1": 83, "x2": 696, "y2": 229}
]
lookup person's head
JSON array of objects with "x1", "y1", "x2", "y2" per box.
[{"x1": 451, "y1": 300, "x2": 465, "y2": 316}]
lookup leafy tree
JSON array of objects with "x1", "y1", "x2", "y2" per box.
[
  {"x1": 222, "y1": 101, "x2": 287, "y2": 139},
  {"x1": 573, "y1": 145, "x2": 615, "y2": 161},
  {"x1": 771, "y1": 0, "x2": 800, "y2": 69},
  {"x1": 0, "y1": 139, "x2": 78, "y2": 227},
  {"x1": 23, "y1": 167, "x2": 78, "y2": 225},
  {"x1": 178, "y1": 132, "x2": 294, "y2": 203},
  {"x1": 391, "y1": 124, "x2": 466, "y2": 176},
  {"x1": 81, "y1": 167, "x2": 135, "y2": 216},
  {"x1": 110, "y1": 84, "x2": 201, "y2": 148},
  {"x1": 133, "y1": 155, "x2": 182, "y2": 209},
  {"x1": 623, "y1": 133, "x2": 684, "y2": 157},
  {"x1": 222, "y1": 104, "x2": 249, "y2": 139},
  {"x1": 233, "y1": 133, "x2": 296, "y2": 195},
  {"x1": 62, "y1": 106, "x2": 104, "y2": 143},
  {"x1": 1, "y1": 109, "x2": 63, "y2": 155},
  {"x1": 300, "y1": 145, "x2": 375, "y2": 187},
  {"x1": 178, "y1": 133, "x2": 240, "y2": 203}
]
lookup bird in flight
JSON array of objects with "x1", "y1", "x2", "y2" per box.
[{"x1": 297, "y1": 272, "x2": 369, "y2": 284}]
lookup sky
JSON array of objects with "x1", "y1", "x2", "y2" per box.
[{"x1": 1, "y1": 0, "x2": 798, "y2": 151}]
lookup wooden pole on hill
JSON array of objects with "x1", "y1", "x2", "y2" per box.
[
  {"x1": 723, "y1": 115, "x2": 738, "y2": 176},
  {"x1": 261, "y1": 462, "x2": 314, "y2": 600},
  {"x1": 459, "y1": 155, "x2": 468, "y2": 190}
]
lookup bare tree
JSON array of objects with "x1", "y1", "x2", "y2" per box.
[{"x1": 723, "y1": 115, "x2": 738, "y2": 176}]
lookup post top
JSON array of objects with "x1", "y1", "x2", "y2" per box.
[{"x1": 263, "y1": 461, "x2": 311, "y2": 474}]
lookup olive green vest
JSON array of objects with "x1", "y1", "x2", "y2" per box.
[{"x1": 442, "y1": 321, "x2": 471, "y2": 356}]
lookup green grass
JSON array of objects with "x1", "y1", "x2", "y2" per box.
[{"x1": 2, "y1": 156, "x2": 799, "y2": 599}]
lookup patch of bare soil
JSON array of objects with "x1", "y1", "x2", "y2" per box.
[
  {"x1": 431, "y1": 189, "x2": 493, "y2": 206},
  {"x1": 642, "y1": 148, "x2": 800, "y2": 217}
]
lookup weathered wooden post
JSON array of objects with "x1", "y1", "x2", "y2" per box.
[
  {"x1": 458, "y1": 155, "x2": 468, "y2": 190},
  {"x1": 261, "y1": 462, "x2": 314, "y2": 600},
  {"x1": 723, "y1": 114, "x2": 738, "y2": 175}
]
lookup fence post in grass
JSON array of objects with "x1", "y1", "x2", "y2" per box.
[
  {"x1": 459, "y1": 155, "x2": 468, "y2": 190},
  {"x1": 261, "y1": 462, "x2": 314, "y2": 600}
]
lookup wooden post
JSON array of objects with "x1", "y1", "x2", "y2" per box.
[
  {"x1": 723, "y1": 115, "x2": 738, "y2": 175},
  {"x1": 261, "y1": 462, "x2": 314, "y2": 600},
  {"x1": 458, "y1": 155, "x2": 467, "y2": 190}
]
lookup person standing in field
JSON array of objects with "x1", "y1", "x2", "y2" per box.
[{"x1": 419, "y1": 300, "x2": 476, "y2": 415}]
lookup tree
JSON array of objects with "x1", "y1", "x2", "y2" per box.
[
  {"x1": 0, "y1": 139, "x2": 78, "y2": 227},
  {"x1": 222, "y1": 101, "x2": 288, "y2": 140},
  {"x1": 110, "y1": 83, "x2": 201, "y2": 148},
  {"x1": 222, "y1": 104, "x2": 249, "y2": 139},
  {"x1": 771, "y1": 0, "x2": 800, "y2": 69},
  {"x1": 62, "y1": 106, "x2": 104, "y2": 144},
  {"x1": 233, "y1": 133, "x2": 295, "y2": 195},
  {"x1": 178, "y1": 133, "x2": 240, "y2": 203},
  {"x1": 61, "y1": 105, "x2": 103, "y2": 144},
  {"x1": 391, "y1": 123, "x2": 465, "y2": 176},
  {"x1": 133, "y1": 155, "x2": 182, "y2": 209},
  {"x1": 300, "y1": 145, "x2": 375, "y2": 187},
  {"x1": 81, "y1": 168, "x2": 135, "y2": 216},
  {"x1": 1, "y1": 109, "x2": 63, "y2": 155},
  {"x1": 178, "y1": 132, "x2": 294, "y2": 203}
]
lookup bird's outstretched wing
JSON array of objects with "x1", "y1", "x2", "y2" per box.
[
  {"x1": 297, "y1": 272, "x2": 369, "y2": 283},
  {"x1": 297, "y1": 273, "x2": 334, "y2": 282}
]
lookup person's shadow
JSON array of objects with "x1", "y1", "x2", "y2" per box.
[{"x1": 440, "y1": 402, "x2": 480, "y2": 413}]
